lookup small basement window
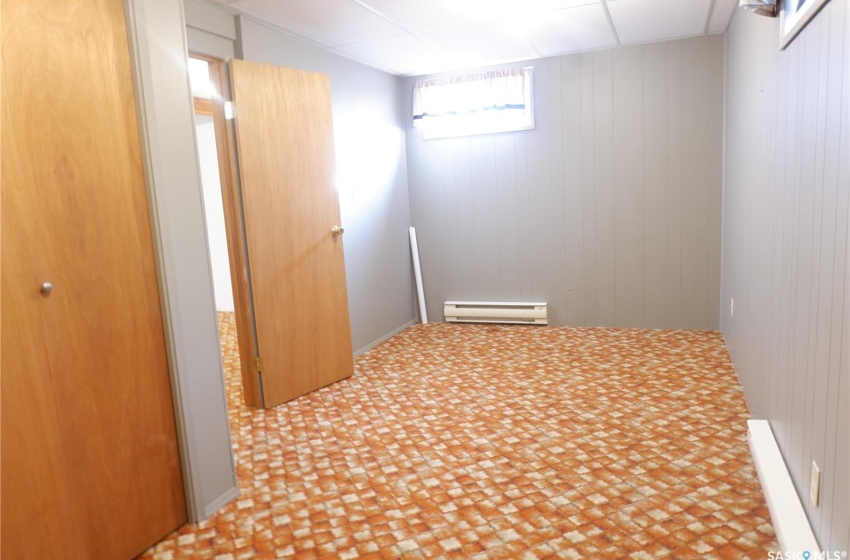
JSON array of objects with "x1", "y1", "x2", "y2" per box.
[{"x1": 412, "y1": 67, "x2": 534, "y2": 140}]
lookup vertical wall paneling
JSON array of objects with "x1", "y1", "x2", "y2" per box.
[
  {"x1": 706, "y1": 39, "x2": 724, "y2": 332},
  {"x1": 774, "y1": 40, "x2": 799, "y2": 449},
  {"x1": 419, "y1": 141, "x2": 441, "y2": 314},
  {"x1": 579, "y1": 53, "x2": 598, "y2": 326},
  {"x1": 403, "y1": 35, "x2": 724, "y2": 330},
  {"x1": 826, "y1": 278, "x2": 848, "y2": 548},
  {"x1": 800, "y1": 10, "x2": 831, "y2": 497},
  {"x1": 801, "y1": 2, "x2": 832, "y2": 488},
  {"x1": 764, "y1": 38, "x2": 786, "y2": 429},
  {"x1": 515, "y1": 132, "x2": 533, "y2": 301},
  {"x1": 643, "y1": 42, "x2": 669, "y2": 329},
  {"x1": 562, "y1": 54, "x2": 585, "y2": 325},
  {"x1": 722, "y1": 0, "x2": 849, "y2": 551},
  {"x1": 613, "y1": 45, "x2": 645, "y2": 328},
  {"x1": 454, "y1": 137, "x2": 478, "y2": 299},
  {"x1": 764, "y1": 22, "x2": 784, "y2": 422},
  {"x1": 783, "y1": 35, "x2": 806, "y2": 455},
  {"x1": 593, "y1": 49, "x2": 618, "y2": 327},
  {"x1": 442, "y1": 140, "x2": 459, "y2": 300},
  {"x1": 495, "y1": 135, "x2": 522, "y2": 300},
  {"x1": 788, "y1": 19, "x2": 821, "y2": 485},
  {"x1": 549, "y1": 59, "x2": 569, "y2": 324},
  {"x1": 816, "y1": 0, "x2": 849, "y2": 544},
  {"x1": 666, "y1": 41, "x2": 683, "y2": 328},
  {"x1": 471, "y1": 136, "x2": 502, "y2": 300},
  {"x1": 527, "y1": 61, "x2": 556, "y2": 319},
  {"x1": 680, "y1": 39, "x2": 712, "y2": 330}
]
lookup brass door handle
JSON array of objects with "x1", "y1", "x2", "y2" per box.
[{"x1": 331, "y1": 225, "x2": 344, "y2": 236}]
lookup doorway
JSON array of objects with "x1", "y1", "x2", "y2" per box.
[
  {"x1": 185, "y1": 55, "x2": 355, "y2": 410},
  {"x1": 187, "y1": 54, "x2": 260, "y2": 407},
  {"x1": 190, "y1": 57, "x2": 234, "y2": 314}
]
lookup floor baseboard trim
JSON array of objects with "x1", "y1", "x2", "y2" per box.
[
  {"x1": 354, "y1": 320, "x2": 417, "y2": 357},
  {"x1": 203, "y1": 486, "x2": 240, "y2": 520},
  {"x1": 747, "y1": 419, "x2": 820, "y2": 554}
]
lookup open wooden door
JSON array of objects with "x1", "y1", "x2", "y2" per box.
[
  {"x1": 228, "y1": 60, "x2": 354, "y2": 408},
  {"x1": 1, "y1": 0, "x2": 186, "y2": 557}
]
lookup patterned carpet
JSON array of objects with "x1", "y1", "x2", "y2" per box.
[{"x1": 141, "y1": 313, "x2": 776, "y2": 559}]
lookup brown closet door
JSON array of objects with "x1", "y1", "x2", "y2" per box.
[
  {"x1": 229, "y1": 60, "x2": 354, "y2": 407},
  {"x1": 1, "y1": 0, "x2": 187, "y2": 558}
]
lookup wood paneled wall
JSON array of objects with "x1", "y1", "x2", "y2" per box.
[
  {"x1": 722, "y1": 0, "x2": 848, "y2": 551},
  {"x1": 403, "y1": 35, "x2": 724, "y2": 330}
]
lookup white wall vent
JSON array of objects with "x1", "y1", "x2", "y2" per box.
[{"x1": 444, "y1": 301, "x2": 548, "y2": 325}]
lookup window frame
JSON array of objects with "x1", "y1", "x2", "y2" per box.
[{"x1": 414, "y1": 67, "x2": 535, "y2": 140}]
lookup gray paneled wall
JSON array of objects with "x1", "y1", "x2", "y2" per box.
[
  {"x1": 722, "y1": 0, "x2": 848, "y2": 552},
  {"x1": 403, "y1": 35, "x2": 724, "y2": 330}
]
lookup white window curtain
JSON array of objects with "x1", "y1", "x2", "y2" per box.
[
  {"x1": 739, "y1": 0, "x2": 776, "y2": 16},
  {"x1": 412, "y1": 67, "x2": 531, "y2": 126}
]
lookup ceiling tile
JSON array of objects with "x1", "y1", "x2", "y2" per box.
[
  {"x1": 417, "y1": 21, "x2": 541, "y2": 67},
  {"x1": 521, "y1": 3, "x2": 617, "y2": 56},
  {"x1": 356, "y1": 0, "x2": 600, "y2": 33},
  {"x1": 211, "y1": 0, "x2": 725, "y2": 77},
  {"x1": 707, "y1": 0, "x2": 738, "y2": 33},
  {"x1": 607, "y1": 0, "x2": 711, "y2": 45},
  {"x1": 352, "y1": 0, "x2": 486, "y2": 33},
  {"x1": 228, "y1": 0, "x2": 405, "y2": 47},
  {"x1": 334, "y1": 34, "x2": 459, "y2": 76}
]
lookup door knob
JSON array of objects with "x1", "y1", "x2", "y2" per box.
[
  {"x1": 40, "y1": 282, "x2": 53, "y2": 296},
  {"x1": 331, "y1": 225, "x2": 344, "y2": 236}
]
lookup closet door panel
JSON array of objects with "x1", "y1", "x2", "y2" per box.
[
  {"x1": 0, "y1": 200, "x2": 78, "y2": 559},
  {"x1": 1, "y1": 0, "x2": 187, "y2": 557}
]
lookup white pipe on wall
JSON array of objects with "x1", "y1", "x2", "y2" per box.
[{"x1": 409, "y1": 227, "x2": 428, "y2": 324}]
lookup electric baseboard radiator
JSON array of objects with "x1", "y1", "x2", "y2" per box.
[
  {"x1": 444, "y1": 301, "x2": 548, "y2": 325},
  {"x1": 747, "y1": 419, "x2": 820, "y2": 554}
]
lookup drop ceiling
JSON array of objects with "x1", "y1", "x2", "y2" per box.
[{"x1": 204, "y1": 0, "x2": 738, "y2": 76}]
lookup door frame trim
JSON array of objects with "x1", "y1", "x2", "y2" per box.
[
  {"x1": 190, "y1": 52, "x2": 264, "y2": 408},
  {"x1": 124, "y1": 0, "x2": 239, "y2": 522}
]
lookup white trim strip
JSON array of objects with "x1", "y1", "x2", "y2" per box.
[
  {"x1": 747, "y1": 419, "x2": 821, "y2": 555},
  {"x1": 353, "y1": 320, "x2": 416, "y2": 357},
  {"x1": 409, "y1": 227, "x2": 428, "y2": 324}
]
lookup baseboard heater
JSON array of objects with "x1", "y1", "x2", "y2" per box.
[
  {"x1": 747, "y1": 419, "x2": 820, "y2": 555},
  {"x1": 444, "y1": 301, "x2": 548, "y2": 325}
]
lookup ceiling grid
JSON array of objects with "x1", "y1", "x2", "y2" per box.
[{"x1": 210, "y1": 0, "x2": 734, "y2": 76}]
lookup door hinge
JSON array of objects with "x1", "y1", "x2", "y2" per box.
[
  {"x1": 224, "y1": 101, "x2": 234, "y2": 120},
  {"x1": 254, "y1": 355, "x2": 264, "y2": 373}
]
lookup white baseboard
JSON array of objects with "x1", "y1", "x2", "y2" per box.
[
  {"x1": 202, "y1": 486, "x2": 240, "y2": 520},
  {"x1": 353, "y1": 320, "x2": 416, "y2": 357},
  {"x1": 747, "y1": 419, "x2": 820, "y2": 554}
]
